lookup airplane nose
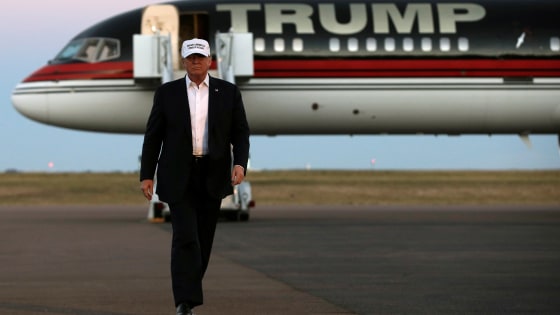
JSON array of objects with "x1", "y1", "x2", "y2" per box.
[
  {"x1": 11, "y1": 79, "x2": 152, "y2": 134},
  {"x1": 11, "y1": 83, "x2": 50, "y2": 125}
]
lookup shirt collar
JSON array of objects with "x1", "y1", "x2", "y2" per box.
[{"x1": 185, "y1": 74, "x2": 209, "y2": 88}]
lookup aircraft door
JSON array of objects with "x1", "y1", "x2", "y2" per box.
[
  {"x1": 178, "y1": 13, "x2": 209, "y2": 69},
  {"x1": 141, "y1": 5, "x2": 180, "y2": 70}
]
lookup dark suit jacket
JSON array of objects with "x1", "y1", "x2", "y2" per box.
[{"x1": 140, "y1": 76, "x2": 250, "y2": 202}]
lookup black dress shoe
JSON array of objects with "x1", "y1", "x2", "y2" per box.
[{"x1": 176, "y1": 303, "x2": 194, "y2": 315}]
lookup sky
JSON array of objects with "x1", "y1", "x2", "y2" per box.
[{"x1": 1, "y1": 0, "x2": 559, "y2": 172}]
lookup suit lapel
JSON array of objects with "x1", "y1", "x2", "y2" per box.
[{"x1": 208, "y1": 77, "x2": 220, "y2": 135}]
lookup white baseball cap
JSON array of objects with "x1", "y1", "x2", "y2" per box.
[{"x1": 181, "y1": 38, "x2": 211, "y2": 58}]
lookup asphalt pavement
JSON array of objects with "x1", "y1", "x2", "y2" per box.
[{"x1": 1, "y1": 204, "x2": 559, "y2": 314}]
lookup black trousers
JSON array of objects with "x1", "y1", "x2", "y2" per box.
[{"x1": 168, "y1": 156, "x2": 222, "y2": 308}]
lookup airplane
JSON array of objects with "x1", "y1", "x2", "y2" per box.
[{"x1": 10, "y1": 0, "x2": 560, "y2": 142}]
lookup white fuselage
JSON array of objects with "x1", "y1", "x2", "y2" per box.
[{"x1": 12, "y1": 77, "x2": 560, "y2": 135}]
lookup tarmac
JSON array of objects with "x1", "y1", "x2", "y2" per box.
[
  {"x1": 1, "y1": 204, "x2": 559, "y2": 314},
  {"x1": 0, "y1": 205, "x2": 352, "y2": 315}
]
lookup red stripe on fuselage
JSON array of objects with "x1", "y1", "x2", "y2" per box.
[
  {"x1": 23, "y1": 62, "x2": 133, "y2": 82},
  {"x1": 23, "y1": 59, "x2": 560, "y2": 82},
  {"x1": 254, "y1": 59, "x2": 560, "y2": 78}
]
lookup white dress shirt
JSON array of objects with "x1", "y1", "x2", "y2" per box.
[{"x1": 186, "y1": 74, "x2": 210, "y2": 156}]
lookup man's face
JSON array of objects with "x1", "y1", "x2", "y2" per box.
[{"x1": 183, "y1": 54, "x2": 212, "y2": 78}]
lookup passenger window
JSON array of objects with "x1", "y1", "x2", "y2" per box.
[
  {"x1": 348, "y1": 38, "x2": 359, "y2": 52},
  {"x1": 384, "y1": 38, "x2": 395, "y2": 52},
  {"x1": 440, "y1": 37, "x2": 451, "y2": 52},
  {"x1": 274, "y1": 38, "x2": 285, "y2": 52},
  {"x1": 421, "y1": 38, "x2": 432, "y2": 52},
  {"x1": 329, "y1": 38, "x2": 340, "y2": 52},
  {"x1": 366, "y1": 38, "x2": 377, "y2": 51},
  {"x1": 255, "y1": 38, "x2": 265, "y2": 52},
  {"x1": 458, "y1": 37, "x2": 469, "y2": 52},
  {"x1": 551, "y1": 37, "x2": 560, "y2": 52},
  {"x1": 293, "y1": 38, "x2": 303, "y2": 52},
  {"x1": 403, "y1": 37, "x2": 414, "y2": 52}
]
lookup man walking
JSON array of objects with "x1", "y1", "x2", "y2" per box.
[{"x1": 140, "y1": 38, "x2": 250, "y2": 315}]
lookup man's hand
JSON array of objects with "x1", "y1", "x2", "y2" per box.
[
  {"x1": 140, "y1": 179, "x2": 154, "y2": 201},
  {"x1": 231, "y1": 165, "x2": 245, "y2": 186}
]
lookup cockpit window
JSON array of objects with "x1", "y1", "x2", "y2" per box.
[{"x1": 54, "y1": 38, "x2": 120, "y2": 63}]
